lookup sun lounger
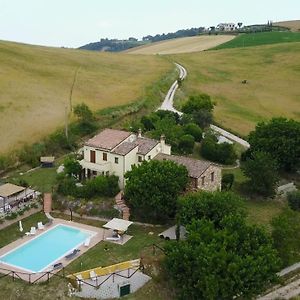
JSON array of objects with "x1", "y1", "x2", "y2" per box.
[
  {"x1": 25, "y1": 226, "x2": 36, "y2": 236},
  {"x1": 90, "y1": 270, "x2": 97, "y2": 281},
  {"x1": 105, "y1": 234, "x2": 121, "y2": 241},
  {"x1": 37, "y1": 222, "x2": 45, "y2": 230},
  {"x1": 84, "y1": 238, "x2": 90, "y2": 247},
  {"x1": 53, "y1": 262, "x2": 63, "y2": 270},
  {"x1": 76, "y1": 274, "x2": 83, "y2": 286},
  {"x1": 65, "y1": 249, "x2": 80, "y2": 260}
]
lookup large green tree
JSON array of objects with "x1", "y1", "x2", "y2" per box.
[
  {"x1": 182, "y1": 93, "x2": 215, "y2": 114},
  {"x1": 165, "y1": 216, "x2": 280, "y2": 300},
  {"x1": 178, "y1": 191, "x2": 245, "y2": 228},
  {"x1": 241, "y1": 151, "x2": 279, "y2": 197},
  {"x1": 124, "y1": 160, "x2": 188, "y2": 222},
  {"x1": 272, "y1": 209, "x2": 300, "y2": 266},
  {"x1": 248, "y1": 118, "x2": 300, "y2": 171}
]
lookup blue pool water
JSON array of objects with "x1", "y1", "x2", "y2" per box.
[{"x1": 0, "y1": 224, "x2": 93, "y2": 273}]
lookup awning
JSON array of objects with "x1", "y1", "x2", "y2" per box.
[
  {"x1": 0, "y1": 183, "x2": 26, "y2": 198},
  {"x1": 103, "y1": 218, "x2": 133, "y2": 232}
]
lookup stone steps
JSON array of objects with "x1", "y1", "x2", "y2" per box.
[{"x1": 114, "y1": 191, "x2": 130, "y2": 221}]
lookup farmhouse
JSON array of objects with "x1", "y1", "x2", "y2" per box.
[
  {"x1": 154, "y1": 153, "x2": 221, "y2": 191},
  {"x1": 217, "y1": 23, "x2": 236, "y2": 31},
  {"x1": 80, "y1": 128, "x2": 222, "y2": 191},
  {"x1": 79, "y1": 129, "x2": 171, "y2": 188}
]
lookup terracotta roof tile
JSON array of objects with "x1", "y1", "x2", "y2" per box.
[
  {"x1": 85, "y1": 129, "x2": 132, "y2": 150},
  {"x1": 136, "y1": 137, "x2": 159, "y2": 155},
  {"x1": 154, "y1": 153, "x2": 211, "y2": 178},
  {"x1": 112, "y1": 142, "x2": 138, "y2": 156}
]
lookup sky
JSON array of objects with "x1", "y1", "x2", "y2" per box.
[{"x1": 0, "y1": 0, "x2": 299, "y2": 48}]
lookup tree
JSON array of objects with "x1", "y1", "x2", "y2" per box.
[
  {"x1": 272, "y1": 209, "x2": 300, "y2": 266},
  {"x1": 201, "y1": 133, "x2": 237, "y2": 165},
  {"x1": 178, "y1": 191, "x2": 245, "y2": 228},
  {"x1": 178, "y1": 134, "x2": 195, "y2": 154},
  {"x1": 182, "y1": 94, "x2": 215, "y2": 114},
  {"x1": 192, "y1": 109, "x2": 213, "y2": 128},
  {"x1": 64, "y1": 156, "x2": 82, "y2": 178},
  {"x1": 124, "y1": 160, "x2": 188, "y2": 223},
  {"x1": 238, "y1": 22, "x2": 243, "y2": 28},
  {"x1": 241, "y1": 151, "x2": 279, "y2": 197},
  {"x1": 248, "y1": 118, "x2": 300, "y2": 171},
  {"x1": 183, "y1": 123, "x2": 203, "y2": 142},
  {"x1": 221, "y1": 173, "x2": 235, "y2": 190},
  {"x1": 73, "y1": 103, "x2": 96, "y2": 134},
  {"x1": 165, "y1": 216, "x2": 280, "y2": 299},
  {"x1": 287, "y1": 190, "x2": 300, "y2": 211}
]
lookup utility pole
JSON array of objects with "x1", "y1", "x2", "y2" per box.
[{"x1": 69, "y1": 67, "x2": 80, "y2": 112}]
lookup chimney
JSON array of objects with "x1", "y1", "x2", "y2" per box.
[{"x1": 138, "y1": 128, "x2": 142, "y2": 138}]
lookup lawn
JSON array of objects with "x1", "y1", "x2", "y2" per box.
[
  {"x1": 173, "y1": 42, "x2": 300, "y2": 136},
  {"x1": 0, "y1": 211, "x2": 48, "y2": 248},
  {"x1": 8, "y1": 167, "x2": 58, "y2": 193},
  {"x1": 212, "y1": 32, "x2": 300, "y2": 50},
  {"x1": 0, "y1": 40, "x2": 172, "y2": 153}
]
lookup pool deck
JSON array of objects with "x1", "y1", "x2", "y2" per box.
[{"x1": 0, "y1": 218, "x2": 105, "y2": 283}]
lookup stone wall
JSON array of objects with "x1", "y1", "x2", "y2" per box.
[{"x1": 197, "y1": 165, "x2": 222, "y2": 192}]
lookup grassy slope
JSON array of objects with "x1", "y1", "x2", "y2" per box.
[
  {"x1": 213, "y1": 32, "x2": 300, "y2": 50},
  {"x1": 173, "y1": 42, "x2": 300, "y2": 136},
  {"x1": 0, "y1": 40, "x2": 171, "y2": 153}
]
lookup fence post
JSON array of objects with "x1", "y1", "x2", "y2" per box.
[
  {"x1": 47, "y1": 272, "x2": 50, "y2": 282},
  {"x1": 28, "y1": 273, "x2": 31, "y2": 284},
  {"x1": 12, "y1": 271, "x2": 15, "y2": 281}
]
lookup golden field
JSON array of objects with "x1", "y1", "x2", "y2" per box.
[
  {"x1": 274, "y1": 20, "x2": 300, "y2": 32},
  {"x1": 173, "y1": 42, "x2": 300, "y2": 136},
  {"x1": 126, "y1": 35, "x2": 235, "y2": 55},
  {"x1": 0, "y1": 40, "x2": 171, "y2": 153}
]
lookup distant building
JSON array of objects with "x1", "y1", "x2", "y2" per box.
[{"x1": 217, "y1": 23, "x2": 236, "y2": 31}]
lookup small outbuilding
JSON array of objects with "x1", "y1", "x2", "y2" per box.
[{"x1": 40, "y1": 156, "x2": 55, "y2": 168}]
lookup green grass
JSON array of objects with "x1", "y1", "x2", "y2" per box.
[
  {"x1": 173, "y1": 42, "x2": 300, "y2": 135},
  {"x1": 0, "y1": 212, "x2": 48, "y2": 248},
  {"x1": 213, "y1": 32, "x2": 300, "y2": 49},
  {"x1": 9, "y1": 167, "x2": 58, "y2": 193}
]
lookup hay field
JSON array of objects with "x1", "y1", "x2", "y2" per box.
[
  {"x1": 274, "y1": 20, "x2": 300, "y2": 32},
  {"x1": 126, "y1": 35, "x2": 235, "y2": 55},
  {"x1": 0, "y1": 40, "x2": 171, "y2": 153},
  {"x1": 173, "y1": 42, "x2": 300, "y2": 136}
]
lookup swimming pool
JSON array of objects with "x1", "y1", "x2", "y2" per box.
[{"x1": 0, "y1": 224, "x2": 95, "y2": 273}]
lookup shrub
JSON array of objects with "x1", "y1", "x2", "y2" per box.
[
  {"x1": 182, "y1": 94, "x2": 215, "y2": 114},
  {"x1": 5, "y1": 212, "x2": 18, "y2": 220},
  {"x1": 178, "y1": 134, "x2": 195, "y2": 154},
  {"x1": 183, "y1": 123, "x2": 203, "y2": 142},
  {"x1": 201, "y1": 134, "x2": 237, "y2": 165},
  {"x1": 287, "y1": 190, "x2": 300, "y2": 211},
  {"x1": 221, "y1": 173, "x2": 235, "y2": 190}
]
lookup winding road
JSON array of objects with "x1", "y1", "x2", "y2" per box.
[{"x1": 159, "y1": 63, "x2": 250, "y2": 149}]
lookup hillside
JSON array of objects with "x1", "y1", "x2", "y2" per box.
[
  {"x1": 0, "y1": 40, "x2": 171, "y2": 153},
  {"x1": 274, "y1": 20, "x2": 300, "y2": 32},
  {"x1": 173, "y1": 42, "x2": 300, "y2": 136},
  {"x1": 126, "y1": 35, "x2": 235, "y2": 55},
  {"x1": 213, "y1": 32, "x2": 300, "y2": 50}
]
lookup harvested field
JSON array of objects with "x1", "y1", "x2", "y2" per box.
[
  {"x1": 274, "y1": 20, "x2": 300, "y2": 32},
  {"x1": 0, "y1": 40, "x2": 171, "y2": 153},
  {"x1": 126, "y1": 35, "x2": 235, "y2": 55},
  {"x1": 173, "y1": 42, "x2": 300, "y2": 136}
]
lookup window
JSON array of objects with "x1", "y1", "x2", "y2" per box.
[
  {"x1": 92, "y1": 170, "x2": 97, "y2": 176},
  {"x1": 115, "y1": 157, "x2": 119, "y2": 164},
  {"x1": 138, "y1": 156, "x2": 142, "y2": 162},
  {"x1": 106, "y1": 171, "x2": 109, "y2": 176},
  {"x1": 148, "y1": 155, "x2": 151, "y2": 160},
  {"x1": 201, "y1": 176, "x2": 205, "y2": 186},
  {"x1": 103, "y1": 153, "x2": 107, "y2": 161},
  {"x1": 90, "y1": 150, "x2": 96, "y2": 163},
  {"x1": 211, "y1": 172, "x2": 214, "y2": 182}
]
